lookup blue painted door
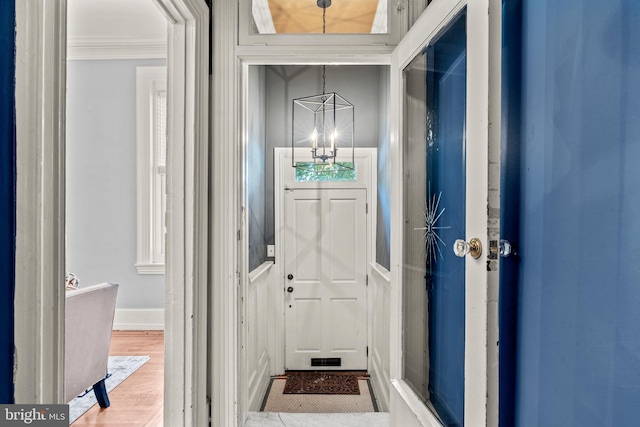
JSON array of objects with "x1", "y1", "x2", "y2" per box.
[
  {"x1": 426, "y1": 14, "x2": 467, "y2": 427},
  {"x1": 0, "y1": 0, "x2": 16, "y2": 404},
  {"x1": 501, "y1": 0, "x2": 640, "y2": 425},
  {"x1": 498, "y1": 0, "x2": 522, "y2": 425},
  {"x1": 402, "y1": 11, "x2": 467, "y2": 427}
]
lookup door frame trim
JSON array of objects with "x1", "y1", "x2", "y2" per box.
[
  {"x1": 274, "y1": 147, "x2": 378, "y2": 374},
  {"x1": 14, "y1": 2, "x2": 209, "y2": 424},
  {"x1": 14, "y1": 0, "x2": 67, "y2": 403},
  {"x1": 153, "y1": 1, "x2": 210, "y2": 425}
]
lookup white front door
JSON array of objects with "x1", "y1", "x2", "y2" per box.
[{"x1": 284, "y1": 188, "x2": 368, "y2": 371}]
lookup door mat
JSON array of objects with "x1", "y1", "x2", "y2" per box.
[{"x1": 283, "y1": 371, "x2": 361, "y2": 395}]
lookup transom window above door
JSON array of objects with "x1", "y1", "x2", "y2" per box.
[{"x1": 294, "y1": 162, "x2": 357, "y2": 182}]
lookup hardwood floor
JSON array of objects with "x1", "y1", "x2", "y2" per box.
[{"x1": 72, "y1": 330, "x2": 164, "y2": 426}]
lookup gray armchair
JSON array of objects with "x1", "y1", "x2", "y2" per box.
[{"x1": 64, "y1": 282, "x2": 119, "y2": 406}]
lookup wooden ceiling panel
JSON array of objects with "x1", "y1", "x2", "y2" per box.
[{"x1": 267, "y1": 0, "x2": 380, "y2": 34}]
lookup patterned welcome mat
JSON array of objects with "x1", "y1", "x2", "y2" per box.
[{"x1": 283, "y1": 371, "x2": 362, "y2": 395}]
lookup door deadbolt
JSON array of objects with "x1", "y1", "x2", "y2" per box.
[
  {"x1": 287, "y1": 274, "x2": 293, "y2": 280},
  {"x1": 453, "y1": 238, "x2": 483, "y2": 259},
  {"x1": 287, "y1": 286, "x2": 294, "y2": 293}
]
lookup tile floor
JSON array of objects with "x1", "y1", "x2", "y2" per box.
[
  {"x1": 245, "y1": 412, "x2": 391, "y2": 427},
  {"x1": 263, "y1": 379, "x2": 375, "y2": 413},
  {"x1": 247, "y1": 374, "x2": 390, "y2": 426}
]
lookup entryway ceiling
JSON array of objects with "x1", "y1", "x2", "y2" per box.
[
  {"x1": 67, "y1": 0, "x2": 166, "y2": 41},
  {"x1": 267, "y1": 0, "x2": 380, "y2": 33}
]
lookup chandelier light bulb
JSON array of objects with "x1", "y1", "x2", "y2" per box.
[{"x1": 331, "y1": 129, "x2": 338, "y2": 151}]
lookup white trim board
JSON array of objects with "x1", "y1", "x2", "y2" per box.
[
  {"x1": 211, "y1": 1, "x2": 240, "y2": 426},
  {"x1": 368, "y1": 261, "x2": 391, "y2": 412},
  {"x1": 153, "y1": 0, "x2": 210, "y2": 426},
  {"x1": 67, "y1": 36, "x2": 167, "y2": 60},
  {"x1": 113, "y1": 309, "x2": 165, "y2": 331},
  {"x1": 15, "y1": 0, "x2": 67, "y2": 404}
]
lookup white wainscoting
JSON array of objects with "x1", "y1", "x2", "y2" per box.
[
  {"x1": 247, "y1": 262, "x2": 274, "y2": 410},
  {"x1": 369, "y1": 262, "x2": 391, "y2": 411},
  {"x1": 113, "y1": 308, "x2": 164, "y2": 330}
]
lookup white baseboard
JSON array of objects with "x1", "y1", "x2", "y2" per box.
[{"x1": 113, "y1": 308, "x2": 164, "y2": 330}]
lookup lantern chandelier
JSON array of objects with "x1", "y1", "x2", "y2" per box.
[{"x1": 291, "y1": 0, "x2": 355, "y2": 170}]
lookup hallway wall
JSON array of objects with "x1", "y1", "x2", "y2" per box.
[
  {"x1": 66, "y1": 59, "x2": 166, "y2": 311},
  {"x1": 376, "y1": 66, "x2": 391, "y2": 270},
  {"x1": 263, "y1": 65, "x2": 385, "y2": 247},
  {"x1": 248, "y1": 66, "x2": 268, "y2": 271}
]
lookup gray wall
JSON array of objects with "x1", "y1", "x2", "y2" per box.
[
  {"x1": 66, "y1": 59, "x2": 166, "y2": 309},
  {"x1": 248, "y1": 66, "x2": 268, "y2": 271},
  {"x1": 264, "y1": 65, "x2": 384, "y2": 246},
  {"x1": 376, "y1": 66, "x2": 391, "y2": 270}
]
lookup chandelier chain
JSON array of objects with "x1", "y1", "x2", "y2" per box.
[{"x1": 322, "y1": 5, "x2": 326, "y2": 95}]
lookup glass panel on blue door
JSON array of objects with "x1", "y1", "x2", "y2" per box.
[{"x1": 402, "y1": 10, "x2": 466, "y2": 427}]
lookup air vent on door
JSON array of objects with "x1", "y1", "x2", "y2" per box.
[{"x1": 310, "y1": 358, "x2": 341, "y2": 367}]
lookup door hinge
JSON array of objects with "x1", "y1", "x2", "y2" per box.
[
  {"x1": 366, "y1": 203, "x2": 368, "y2": 214},
  {"x1": 366, "y1": 346, "x2": 369, "y2": 357},
  {"x1": 366, "y1": 274, "x2": 369, "y2": 286},
  {"x1": 237, "y1": 229, "x2": 241, "y2": 241}
]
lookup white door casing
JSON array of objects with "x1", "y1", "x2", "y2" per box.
[
  {"x1": 284, "y1": 188, "x2": 368, "y2": 370},
  {"x1": 14, "y1": 2, "x2": 209, "y2": 425}
]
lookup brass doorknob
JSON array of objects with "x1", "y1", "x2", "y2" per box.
[{"x1": 453, "y1": 238, "x2": 482, "y2": 259}]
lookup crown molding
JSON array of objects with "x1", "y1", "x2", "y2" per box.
[{"x1": 67, "y1": 36, "x2": 167, "y2": 60}]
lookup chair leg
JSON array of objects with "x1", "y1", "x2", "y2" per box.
[{"x1": 93, "y1": 378, "x2": 110, "y2": 408}]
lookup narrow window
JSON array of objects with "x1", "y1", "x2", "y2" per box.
[{"x1": 136, "y1": 67, "x2": 167, "y2": 274}]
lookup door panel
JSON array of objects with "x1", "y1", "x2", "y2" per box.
[
  {"x1": 328, "y1": 298, "x2": 358, "y2": 351},
  {"x1": 506, "y1": 1, "x2": 640, "y2": 426},
  {"x1": 328, "y1": 199, "x2": 358, "y2": 280},
  {"x1": 284, "y1": 188, "x2": 367, "y2": 370},
  {"x1": 402, "y1": 10, "x2": 467, "y2": 427},
  {"x1": 428, "y1": 15, "x2": 467, "y2": 426},
  {"x1": 295, "y1": 299, "x2": 322, "y2": 351},
  {"x1": 291, "y1": 198, "x2": 322, "y2": 281}
]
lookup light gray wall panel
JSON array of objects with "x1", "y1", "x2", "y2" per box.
[
  {"x1": 66, "y1": 59, "x2": 166, "y2": 309},
  {"x1": 376, "y1": 66, "x2": 391, "y2": 270},
  {"x1": 264, "y1": 65, "x2": 382, "y2": 245},
  {"x1": 248, "y1": 66, "x2": 268, "y2": 271}
]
